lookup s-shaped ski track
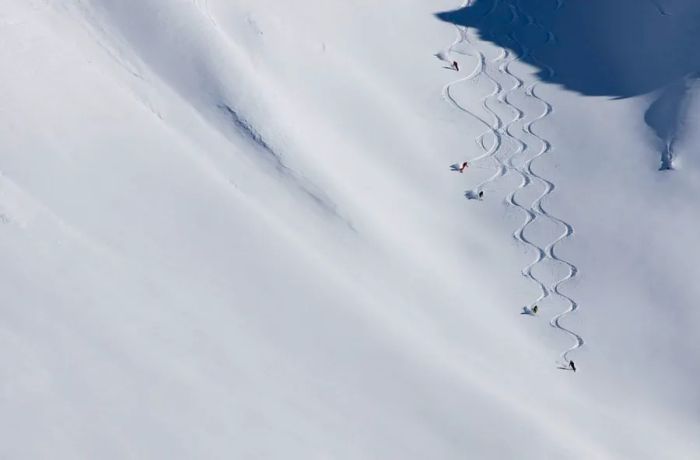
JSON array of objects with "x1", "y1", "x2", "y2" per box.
[
  {"x1": 511, "y1": 0, "x2": 583, "y2": 365},
  {"x1": 440, "y1": 0, "x2": 583, "y2": 367},
  {"x1": 440, "y1": 0, "x2": 508, "y2": 197}
]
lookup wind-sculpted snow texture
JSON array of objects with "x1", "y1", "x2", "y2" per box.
[{"x1": 441, "y1": 0, "x2": 582, "y2": 365}]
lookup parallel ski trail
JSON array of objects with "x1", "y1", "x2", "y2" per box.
[
  {"x1": 441, "y1": 0, "x2": 583, "y2": 366},
  {"x1": 512, "y1": 0, "x2": 583, "y2": 364},
  {"x1": 493, "y1": 14, "x2": 552, "y2": 309},
  {"x1": 498, "y1": 48, "x2": 552, "y2": 308},
  {"x1": 440, "y1": 0, "x2": 507, "y2": 196}
]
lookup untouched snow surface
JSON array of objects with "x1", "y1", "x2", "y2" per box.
[{"x1": 1, "y1": 0, "x2": 699, "y2": 458}]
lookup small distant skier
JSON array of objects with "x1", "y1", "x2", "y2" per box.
[
  {"x1": 569, "y1": 360, "x2": 576, "y2": 372},
  {"x1": 452, "y1": 60, "x2": 460, "y2": 71},
  {"x1": 532, "y1": 305, "x2": 538, "y2": 314},
  {"x1": 478, "y1": 190, "x2": 484, "y2": 199},
  {"x1": 458, "y1": 161, "x2": 469, "y2": 173}
]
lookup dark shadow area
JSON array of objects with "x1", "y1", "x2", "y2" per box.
[
  {"x1": 437, "y1": 0, "x2": 700, "y2": 169},
  {"x1": 644, "y1": 76, "x2": 696, "y2": 169},
  {"x1": 465, "y1": 190, "x2": 484, "y2": 200},
  {"x1": 436, "y1": 0, "x2": 700, "y2": 97}
]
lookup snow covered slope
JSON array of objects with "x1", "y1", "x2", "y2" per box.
[{"x1": 0, "y1": 0, "x2": 698, "y2": 458}]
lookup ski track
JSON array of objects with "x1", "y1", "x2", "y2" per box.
[
  {"x1": 442, "y1": 0, "x2": 583, "y2": 365},
  {"x1": 441, "y1": 0, "x2": 506, "y2": 199},
  {"x1": 514, "y1": 0, "x2": 583, "y2": 365}
]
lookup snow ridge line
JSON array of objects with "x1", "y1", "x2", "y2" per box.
[{"x1": 511, "y1": 0, "x2": 583, "y2": 363}]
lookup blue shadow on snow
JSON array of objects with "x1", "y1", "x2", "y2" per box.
[{"x1": 436, "y1": 0, "x2": 700, "y2": 169}]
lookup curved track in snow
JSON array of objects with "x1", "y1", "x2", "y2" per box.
[
  {"x1": 441, "y1": 0, "x2": 583, "y2": 365},
  {"x1": 513, "y1": 0, "x2": 583, "y2": 365},
  {"x1": 440, "y1": 1, "x2": 507, "y2": 197}
]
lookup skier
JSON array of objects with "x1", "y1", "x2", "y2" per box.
[
  {"x1": 532, "y1": 305, "x2": 538, "y2": 314},
  {"x1": 569, "y1": 360, "x2": 576, "y2": 372},
  {"x1": 452, "y1": 60, "x2": 460, "y2": 71},
  {"x1": 458, "y1": 161, "x2": 469, "y2": 173},
  {"x1": 478, "y1": 190, "x2": 484, "y2": 199}
]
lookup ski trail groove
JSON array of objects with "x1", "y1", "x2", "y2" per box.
[
  {"x1": 498, "y1": 33, "x2": 550, "y2": 309},
  {"x1": 440, "y1": 0, "x2": 582, "y2": 365},
  {"x1": 492, "y1": 20, "x2": 552, "y2": 309},
  {"x1": 512, "y1": 0, "x2": 583, "y2": 363},
  {"x1": 440, "y1": 0, "x2": 507, "y2": 196},
  {"x1": 479, "y1": 2, "x2": 555, "y2": 317}
]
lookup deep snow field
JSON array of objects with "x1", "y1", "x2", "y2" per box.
[{"x1": 1, "y1": 0, "x2": 699, "y2": 458}]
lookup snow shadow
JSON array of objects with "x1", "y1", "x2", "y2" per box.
[
  {"x1": 465, "y1": 190, "x2": 483, "y2": 200},
  {"x1": 436, "y1": 0, "x2": 700, "y2": 169}
]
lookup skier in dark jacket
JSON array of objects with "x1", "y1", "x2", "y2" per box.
[
  {"x1": 569, "y1": 360, "x2": 576, "y2": 372},
  {"x1": 452, "y1": 60, "x2": 460, "y2": 71}
]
